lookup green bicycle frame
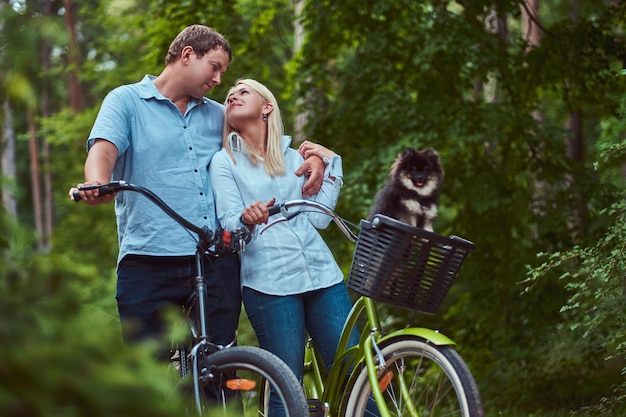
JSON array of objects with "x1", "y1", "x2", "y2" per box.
[{"x1": 304, "y1": 295, "x2": 456, "y2": 417}]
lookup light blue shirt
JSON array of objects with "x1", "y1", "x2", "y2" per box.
[
  {"x1": 209, "y1": 133, "x2": 344, "y2": 295},
  {"x1": 87, "y1": 75, "x2": 224, "y2": 263}
]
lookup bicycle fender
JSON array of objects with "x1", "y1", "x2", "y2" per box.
[{"x1": 380, "y1": 327, "x2": 456, "y2": 346}]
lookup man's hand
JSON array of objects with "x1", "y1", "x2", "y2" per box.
[
  {"x1": 296, "y1": 156, "x2": 324, "y2": 197},
  {"x1": 69, "y1": 181, "x2": 117, "y2": 205}
]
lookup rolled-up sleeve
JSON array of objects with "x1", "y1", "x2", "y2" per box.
[{"x1": 305, "y1": 154, "x2": 343, "y2": 229}]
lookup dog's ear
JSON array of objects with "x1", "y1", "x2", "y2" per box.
[
  {"x1": 423, "y1": 148, "x2": 438, "y2": 157},
  {"x1": 399, "y1": 147, "x2": 417, "y2": 159},
  {"x1": 425, "y1": 148, "x2": 443, "y2": 176},
  {"x1": 390, "y1": 148, "x2": 414, "y2": 176},
  {"x1": 423, "y1": 148, "x2": 440, "y2": 162}
]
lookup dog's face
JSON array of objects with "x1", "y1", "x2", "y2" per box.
[{"x1": 391, "y1": 148, "x2": 443, "y2": 194}]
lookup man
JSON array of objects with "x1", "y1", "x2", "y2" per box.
[{"x1": 72, "y1": 25, "x2": 323, "y2": 348}]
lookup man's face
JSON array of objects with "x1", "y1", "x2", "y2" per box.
[{"x1": 187, "y1": 47, "x2": 230, "y2": 98}]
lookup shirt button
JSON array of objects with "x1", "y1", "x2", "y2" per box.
[
  {"x1": 188, "y1": 146, "x2": 193, "y2": 150},
  {"x1": 183, "y1": 126, "x2": 187, "y2": 129}
]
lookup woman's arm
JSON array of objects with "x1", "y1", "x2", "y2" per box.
[{"x1": 209, "y1": 152, "x2": 250, "y2": 231}]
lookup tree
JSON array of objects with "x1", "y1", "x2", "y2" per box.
[
  {"x1": 1, "y1": 100, "x2": 16, "y2": 217},
  {"x1": 0, "y1": 1, "x2": 67, "y2": 249},
  {"x1": 526, "y1": 68, "x2": 626, "y2": 416},
  {"x1": 294, "y1": 0, "x2": 626, "y2": 411},
  {"x1": 4, "y1": 0, "x2": 626, "y2": 414}
]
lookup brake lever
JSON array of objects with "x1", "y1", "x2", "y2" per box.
[{"x1": 260, "y1": 205, "x2": 301, "y2": 234}]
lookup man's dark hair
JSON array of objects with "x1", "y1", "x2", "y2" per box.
[{"x1": 165, "y1": 25, "x2": 232, "y2": 65}]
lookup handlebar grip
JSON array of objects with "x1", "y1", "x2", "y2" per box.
[
  {"x1": 71, "y1": 189, "x2": 82, "y2": 202},
  {"x1": 268, "y1": 205, "x2": 281, "y2": 216},
  {"x1": 71, "y1": 184, "x2": 116, "y2": 203}
]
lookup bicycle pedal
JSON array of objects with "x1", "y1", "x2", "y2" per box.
[
  {"x1": 307, "y1": 399, "x2": 329, "y2": 417},
  {"x1": 225, "y1": 378, "x2": 256, "y2": 391}
]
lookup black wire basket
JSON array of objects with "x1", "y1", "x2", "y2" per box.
[{"x1": 347, "y1": 214, "x2": 475, "y2": 314}]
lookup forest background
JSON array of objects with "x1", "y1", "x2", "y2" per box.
[{"x1": 1, "y1": 0, "x2": 625, "y2": 416}]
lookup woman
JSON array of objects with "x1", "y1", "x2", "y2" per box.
[{"x1": 209, "y1": 79, "x2": 359, "y2": 414}]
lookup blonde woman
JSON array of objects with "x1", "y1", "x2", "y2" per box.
[{"x1": 209, "y1": 79, "x2": 359, "y2": 416}]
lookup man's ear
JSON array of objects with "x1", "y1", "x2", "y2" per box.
[{"x1": 181, "y1": 45, "x2": 195, "y2": 63}]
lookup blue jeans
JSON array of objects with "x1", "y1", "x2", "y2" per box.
[
  {"x1": 116, "y1": 253, "x2": 241, "y2": 346},
  {"x1": 243, "y1": 282, "x2": 359, "y2": 416}
]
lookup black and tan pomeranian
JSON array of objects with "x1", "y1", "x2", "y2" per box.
[{"x1": 367, "y1": 148, "x2": 444, "y2": 232}]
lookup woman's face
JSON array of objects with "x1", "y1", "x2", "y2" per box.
[{"x1": 225, "y1": 83, "x2": 265, "y2": 128}]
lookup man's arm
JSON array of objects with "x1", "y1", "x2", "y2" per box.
[
  {"x1": 73, "y1": 139, "x2": 119, "y2": 205},
  {"x1": 296, "y1": 156, "x2": 325, "y2": 197}
]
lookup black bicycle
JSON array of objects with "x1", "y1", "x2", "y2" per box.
[{"x1": 71, "y1": 180, "x2": 308, "y2": 416}]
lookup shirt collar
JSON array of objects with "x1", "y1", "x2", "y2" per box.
[
  {"x1": 228, "y1": 133, "x2": 292, "y2": 154},
  {"x1": 138, "y1": 75, "x2": 206, "y2": 108}
]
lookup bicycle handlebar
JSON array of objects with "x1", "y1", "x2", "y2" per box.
[
  {"x1": 265, "y1": 200, "x2": 359, "y2": 242},
  {"x1": 267, "y1": 205, "x2": 282, "y2": 217},
  {"x1": 70, "y1": 181, "x2": 252, "y2": 253}
]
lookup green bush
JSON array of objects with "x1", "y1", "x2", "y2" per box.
[{"x1": 0, "y1": 224, "x2": 185, "y2": 417}]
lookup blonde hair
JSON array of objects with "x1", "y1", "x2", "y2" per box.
[{"x1": 222, "y1": 79, "x2": 286, "y2": 176}]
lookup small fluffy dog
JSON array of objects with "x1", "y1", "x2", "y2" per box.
[{"x1": 367, "y1": 148, "x2": 444, "y2": 232}]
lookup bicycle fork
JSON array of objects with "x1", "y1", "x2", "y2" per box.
[{"x1": 364, "y1": 332, "x2": 423, "y2": 417}]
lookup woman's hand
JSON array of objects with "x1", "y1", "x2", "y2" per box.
[
  {"x1": 241, "y1": 198, "x2": 276, "y2": 227},
  {"x1": 297, "y1": 140, "x2": 336, "y2": 161}
]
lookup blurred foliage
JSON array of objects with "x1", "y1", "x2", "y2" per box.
[
  {"x1": 525, "y1": 83, "x2": 626, "y2": 416},
  {"x1": 293, "y1": 0, "x2": 626, "y2": 414},
  {"x1": 0, "y1": 213, "x2": 185, "y2": 417},
  {"x1": 1, "y1": 0, "x2": 626, "y2": 415}
]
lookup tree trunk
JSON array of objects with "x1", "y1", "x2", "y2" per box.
[
  {"x1": 28, "y1": 108, "x2": 44, "y2": 242},
  {"x1": 64, "y1": 0, "x2": 83, "y2": 112},
  {"x1": 567, "y1": 111, "x2": 584, "y2": 162},
  {"x1": 41, "y1": 0, "x2": 54, "y2": 249},
  {"x1": 1, "y1": 100, "x2": 17, "y2": 217},
  {"x1": 567, "y1": 0, "x2": 583, "y2": 164},
  {"x1": 293, "y1": 0, "x2": 307, "y2": 142},
  {"x1": 522, "y1": 0, "x2": 541, "y2": 50}
]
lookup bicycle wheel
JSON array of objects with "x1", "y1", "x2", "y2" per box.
[
  {"x1": 193, "y1": 345, "x2": 308, "y2": 417},
  {"x1": 344, "y1": 336, "x2": 483, "y2": 417}
]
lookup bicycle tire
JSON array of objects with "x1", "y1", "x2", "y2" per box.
[
  {"x1": 343, "y1": 336, "x2": 483, "y2": 417},
  {"x1": 194, "y1": 345, "x2": 308, "y2": 417}
]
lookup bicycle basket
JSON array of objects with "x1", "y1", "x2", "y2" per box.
[{"x1": 347, "y1": 214, "x2": 475, "y2": 314}]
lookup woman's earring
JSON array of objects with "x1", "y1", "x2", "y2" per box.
[{"x1": 262, "y1": 114, "x2": 268, "y2": 122}]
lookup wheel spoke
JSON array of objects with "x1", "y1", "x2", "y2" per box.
[
  {"x1": 345, "y1": 338, "x2": 484, "y2": 417},
  {"x1": 181, "y1": 346, "x2": 308, "y2": 416}
]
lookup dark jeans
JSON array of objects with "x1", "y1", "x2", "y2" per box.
[
  {"x1": 242, "y1": 282, "x2": 358, "y2": 379},
  {"x1": 116, "y1": 253, "x2": 241, "y2": 346}
]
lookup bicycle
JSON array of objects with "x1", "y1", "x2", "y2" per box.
[
  {"x1": 263, "y1": 199, "x2": 484, "y2": 417},
  {"x1": 71, "y1": 181, "x2": 309, "y2": 417}
]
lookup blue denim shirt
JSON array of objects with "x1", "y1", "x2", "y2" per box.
[
  {"x1": 87, "y1": 75, "x2": 223, "y2": 263},
  {"x1": 209, "y1": 134, "x2": 344, "y2": 295}
]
